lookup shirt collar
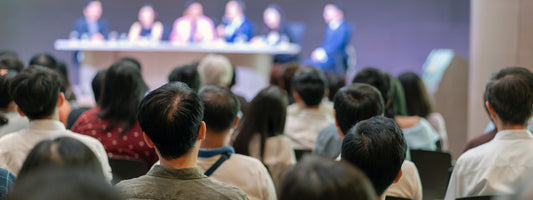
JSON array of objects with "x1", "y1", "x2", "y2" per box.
[
  {"x1": 198, "y1": 146, "x2": 235, "y2": 158},
  {"x1": 148, "y1": 165, "x2": 206, "y2": 180},
  {"x1": 29, "y1": 119, "x2": 66, "y2": 131},
  {"x1": 494, "y1": 129, "x2": 533, "y2": 140},
  {"x1": 329, "y1": 19, "x2": 343, "y2": 30}
]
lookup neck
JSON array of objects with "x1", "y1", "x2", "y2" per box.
[
  {"x1": 494, "y1": 117, "x2": 528, "y2": 131},
  {"x1": 0, "y1": 102, "x2": 17, "y2": 113},
  {"x1": 200, "y1": 130, "x2": 232, "y2": 149},
  {"x1": 159, "y1": 141, "x2": 200, "y2": 169}
]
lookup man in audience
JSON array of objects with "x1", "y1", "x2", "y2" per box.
[
  {"x1": 115, "y1": 82, "x2": 248, "y2": 199},
  {"x1": 197, "y1": 86, "x2": 276, "y2": 200},
  {"x1": 169, "y1": 1, "x2": 216, "y2": 43},
  {"x1": 445, "y1": 67, "x2": 533, "y2": 199},
  {"x1": 217, "y1": 0, "x2": 254, "y2": 42},
  {"x1": 342, "y1": 116, "x2": 408, "y2": 199},
  {"x1": 0, "y1": 66, "x2": 112, "y2": 180},
  {"x1": 73, "y1": 0, "x2": 109, "y2": 41},
  {"x1": 284, "y1": 67, "x2": 334, "y2": 150},
  {"x1": 168, "y1": 63, "x2": 200, "y2": 91}
]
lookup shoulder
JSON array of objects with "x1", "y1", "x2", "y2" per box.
[
  {"x1": 232, "y1": 154, "x2": 269, "y2": 172},
  {"x1": 208, "y1": 180, "x2": 249, "y2": 199}
]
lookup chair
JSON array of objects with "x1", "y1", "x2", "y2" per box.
[
  {"x1": 293, "y1": 149, "x2": 312, "y2": 161},
  {"x1": 108, "y1": 157, "x2": 149, "y2": 184},
  {"x1": 456, "y1": 195, "x2": 497, "y2": 200},
  {"x1": 409, "y1": 150, "x2": 453, "y2": 200},
  {"x1": 385, "y1": 196, "x2": 411, "y2": 200}
]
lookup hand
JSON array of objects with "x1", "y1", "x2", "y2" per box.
[
  {"x1": 311, "y1": 48, "x2": 328, "y2": 63},
  {"x1": 91, "y1": 33, "x2": 105, "y2": 41}
]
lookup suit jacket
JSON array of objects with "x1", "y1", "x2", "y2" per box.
[
  {"x1": 318, "y1": 21, "x2": 353, "y2": 73},
  {"x1": 73, "y1": 17, "x2": 109, "y2": 39},
  {"x1": 223, "y1": 17, "x2": 254, "y2": 43}
]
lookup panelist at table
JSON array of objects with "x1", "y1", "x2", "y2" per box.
[
  {"x1": 169, "y1": 1, "x2": 216, "y2": 43},
  {"x1": 73, "y1": 0, "x2": 109, "y2": 41},
  {"x1": 128, "y1": 4, "x2": 163, "y2": 41},
  {"x1": 217, "y1": 0, "x2": 254, "y2": 43}
]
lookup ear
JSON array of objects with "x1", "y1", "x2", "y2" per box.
[
  {"x1": 16, "y1": 107, "x2": 26, "y2": 117},
  {"x1": 143, "y1": 133, "x2": 155, "y2": 148},
  {"x1": 393, "y1": 169, "x2": 403, "y2": 184},
  {"x1": 232, "y1": 115, "x2": 240, "y2": 130},
  {"x1": 333, "y1": 110, "x2": 345, "y2": 139},
  {"x1": 197, "y1": 121, "x2": 206, "y2": 141},
  {"x1": 57, "y1": 92, "x2": 65, "y2": 108},
  {"x1": 485, "y1": 101, "x2": 497, "y2": 121}
]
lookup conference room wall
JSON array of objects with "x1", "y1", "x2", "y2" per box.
[{"x1": 0, "y1": 0, "x2": 468, "y2": 78}]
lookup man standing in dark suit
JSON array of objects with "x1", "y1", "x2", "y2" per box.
[
  {"x1": 73, "y1": 0, "x2": 109, "y2": 41},
  {"x1": 217, "y1": 0, "x2": 254, "y2": 43},
  {"x1": 308, "y1": 3, "x2": 352, "y2": 75}
]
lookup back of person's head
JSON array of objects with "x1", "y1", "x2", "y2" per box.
[
  {"x1": 138, "y1": 82, "x2": 204, "y2": 160},
  {"x1": 398, "y1": 72, "x2": 432, "y2": 118},
  {"x1": 353, "y1": 67, "x2": 391, "y2": 104},
  {"x1": 233, "y1": 86, "x2": 288, "y2": 157},
  {"x1": 326, "y1": 73, "x2": 346, "y2": 101},
  {"x1": 197, "y1": 54, "x2": 233, "y2": 87},
  {"x1": 199, "y1": 85, "x2": 240, "y2": 132},
  {"x1": 8, "y1": 167, "x2": 122, "y2": 200},
  {"x1": 0, "y1": 56, "x2": 24, "y2": 73},
  {"x1": 10, "y1": 66, "x2": 62, "y2": 120},
  {"x1": 18, "y1": 137, "x2": 103, "y2": 180},
  {"x1": 0, "y1": 73, "x2": 17, "y2": 126},
  {"x1": 387, "y1": 74, "x2": 407, "y2": 117},
  {"x1": 168, "y1": 63, "x2": 200, "y2": 91},
  {"x1": 29, "y1": 53, "x2": 58, "y2": 70},
  {"x1": 279, "y1": 154, "x2": 377, "y2": 200},
  {"x1": 116, "y1": 57, "x2": 142, "y2": 71},
  {"x1": 98, "y1": 61, "x2": 148, "y2": 131},
  {"x1": 292, "y1": 67, "x2": 328, "y2": 107},
  {"x1": 279, "y1": 62, "x2": 301, "y2": 101},
  {"x1": 341, "y1": 116, "x2": 407, "y2": 196},
  {"x1": 485, "y1": 67, "x2": 533, "y2": 127},
  {"x1": 91, "y1": 70, "x2": 106, "y2": 104},
  {"x1": 334, "y1": 83, "x2": 384, "y2": 134}
]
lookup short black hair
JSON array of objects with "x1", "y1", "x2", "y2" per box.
[
  {"x1": 279, "y1": 154, "x2": 377, "y2": 200},
  {"x1": 116, "y1": 57, "x2": 142, "y2": 71},
  {"x1": 353, "y1": 67, "x2": 391, "y2": 105},
  {"x1": 334, "y1": 83, "x2": 384, "y2": 135},
  {"x1": 341, "y1": 116, "x2": 407, "y2": 196},
  {"x1": 10, "y1": 66, "x2": 62, "y2": 120},
  {"x1": 91, "y1": 70, "x2": 106, "y2": 104},
  {"x1": 29, "y1": 53, "x2": 58, "y2": 69},
  {"x1": 83, "y1": 0, "x2": 101, "y2": 9},
  {"x1": 0, "y1": 74, "x2": 16, "y2": 126},
  {"x1": 0, "y1": 57, "x2": 24, "y2": 73},
  {"x1": 168, "y1": 63, "x2": 200, "y2": 91},
  {"x1": 485, "y1": 67, "x2": 533, "y2": 126},
  {"x1": 138, "y1": 82, "x2": 204, "y2": 160},
  {"x1": 199, "y1": 85, "x2": 240, "y2": 132},
  {"x1": 184, "y1": 1, "x2": 199, "y2": 9},
  {"x1": 292, "y1": 67, "x2": 328, "y2": 106}
]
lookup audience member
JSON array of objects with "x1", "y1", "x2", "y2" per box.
[
  {"x1": 66, "y1": 69, "x2": 106, "y2": 129},
  {"x1": 0, "y1": 55, "x2": 24, "y2": 73},
  {"x1": 197, "y1": 86, "x2": 276, "y2": 200},
  {"x1": 277, "y1": 62, "x2": 301, "y2": 104},
  {"x1": 71, "y1": 62, "x2": 157, "y2": 165},
  {"x1": 444, "y1": 67, "x2": 533, "y2": 199},
  {"x1": 0, "y1": 73, "x2": 29, "y2": 137},
  {"x1": 116, "y1": 57, "x2": 142, "y2": 71},
  {"x1": 326, "y1": 73, "x2": 346, "y2": 101},
  {"x1": 0, "y1": 169, "x2": 15, "y2": 199},
  {"x1": 0, "y1": 66, "x2": 112, "y2": 180},
  {"x1": 218, "y1": 0, "x2": 254, "y2": 42},
  {"x1": 73, "y1": 0, "x2": 109, "y2": 41},
  {"x1": 279, "y1": 154, "x2": 377, "y2": 200},
  {"x1": 115, "y1": 82, "x2": 248, "y2": 199},
  {"x1": 197, "y1": 54, "x2": 233, "y2": 87},
  {"x1": 284, "y1": 67, "x2": 334, "y2": 150},
  {"x1": 128, "y1": 4, "x2": 163, "y2": 41},
  {"x1": 342, "y1": 116, "x2": 408, "y2": 199},
  {"x1": 233, "y1": 86, "x2": 296, "y2": 185},
  {"x1": 168, "y1": 63, "x2": 200, "y2": 91},
  {"x1": 170, "y1": 1, "x2": 216, "y2": 43}
]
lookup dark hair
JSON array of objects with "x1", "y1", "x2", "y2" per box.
[
  {"x1": 9, "y1": 66, "x2": 62, "y2": 120},
  {"x1": 398, "y1": 72, "x2": 432, "y2": 118},
  {"x1": 83, "y1": 0, "x2": 101, "y2": 9},
  {"x1": 184, "y1": 1, "x2": 199, "y2": 9},
  {"x1": 353, "y1": 67, "x2": 391, "y2": 107},
  {"x1": 18, "y1": 137, "x2": 103, "y2": 180},
  {"x1": 168, "y1": 63, "x2": 200, "y2": 91},
  {"x1": 292, "y1": 67, "x2": 328, "y2": 106},
  {"x1": 233, "y1": 86, "x2": 288, "y2": 160},
  {"x1": 0, "y1": 57, "x2": 24, "y2": 73},
  {"x1": 199, "y1": 86, "x2": 240, "y2": 132},
  {"x1": 138, "y1": 82, "x2": 204, "y2": 160},
  {"x1": 387, "y1": 75, "x2": 407, "y2": 117},
  {"x1": 28, "y1": 54, "x2": 71, "y2": 95},
  {"x1": 0, "y1": 74, "x2": 17, "y2": 126},
  {"x1": 334, "y1": 83, "x2": 384, "y2": 134},
  {"x1": 116, "y1": 57, "x2": 142, "y2": 71},
  {"x1": 91, "y1": 70, "x2": 106, "y2": 104},
  {"x1": 98, "y1": 62, "x2": 148, "y2": 131},
  {"x1": 279, "y1": 62, "x2": 301, "y2": 103},
  {"x1": 8, "y1": 167, "x2": 122, "y2": 200},
  {"x1": 262, "y1": 4, "x2": 286, "y2": 33},
  {"x1": 279, "y1": 154, "x2": 377, "y2": 200},
  {"x1": 485, "y1": 67, "x2": 533, "y2": 126},
  {"x1": 327, "y1": 73, "x2": 346, "y2": 101},
  {"x1": 341, "y1": 116, "x2": 407, "y2": 195}
]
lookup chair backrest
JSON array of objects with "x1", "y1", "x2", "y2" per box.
[
  {"x1": 108, "y1": 158, "x2": 149, "y2": 184},
  {"x1": 456, "y1": 195, "x2": 496, "y2": 200},
  {"x1": 293, "y1": 149, "x2": 312, "y2": 161},
  {"x1": 409, "y1": 150, "x2": 453, "y2": 200}
]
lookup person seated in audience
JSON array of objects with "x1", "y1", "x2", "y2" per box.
[
  {"x1": 399, "y1": 72, "x2": 448, "y2": 151},
  {"x1": 128, "y1": 4, "x2": 163, "y2": 41},
  {"x1": 115, "y1": 82, "x2": 248, "y2": 199},
  {"x1": 170, "y1": 1, "x2": 215, "y2": 43},
  {"x1": 306, "y1": 3, "x2": 352, "y2": 75},
  {"x1": 0, "y1": 54, "x2": 24, "y2": 73},
  {"x1": 444, "y1": 67, "x2": 533, "y2": 199},
  {"x1": 8, "y1": 167, "x2": 122, "y2": 200},
  {"x1": 66, "y1": 69, "x2": 105, "y2": 129},
  {"x1": 233, "y1": 86, "x2": 296, "y2": 185},
  {"x1": 217, "y1": 0, "x2": 254, "y2": 43},
  {"x1": 168, "y1": 62, "x2": 200, "y2": 91},
  {"x1": 0, "y1": 168, "x2": 15, "y2": 199},
  {"x1": 342, "y1": 116, "x2": 408, "y2": 200},
  {"x1": 0, "y1": 72, "x2": 29, "y2": 137},
  {"x1": 197, "y1": 86, "x2": 276, "y2": 200},
  {"x1": 279, "y1": 154, "x2": 377, "y2": 200},
  {"x1": 284, "y1": 67, "x2": 335, "y2": 150},
  {"x1": 0, "y1": 66, "x2": 112, "y2": 180},
  {"x1": 17, "y1": 137, "x2": 104, "y2": 180},
  {"x1": 73, "y1": 0, "x2": 109, "y2": 41},
  {"x1": 277, "y1": 62, "x2": 302, "y2": 104},
  {"x1": 353, "y1": 67, "x2": 439, "y2": 150},
  {"x1": 71, "y1": 62, "x2": 157, "y2": 165}
]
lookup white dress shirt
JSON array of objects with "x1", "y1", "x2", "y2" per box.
[
  {"x1": 0, "y1": 119, "x2": 112, "y2": 181},
  {"x1": 284, "y1": 104, "x2": 335, "y2": 150},
  {"x1": 0, "y1": 112, "x2": 29, "y2": 138},
  {"x1": 386, "y1": 160, "x2": 423, "y2": 200},
  {"x1": 444, "y1": 129, "x2": 533, "y2": 200}
]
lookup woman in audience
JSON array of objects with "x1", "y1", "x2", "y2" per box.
[
  {"x1": 128, "y1": 4, "x2": 163, "y2": 41},
  {"x1": 279, "y1": 154, "x2": 376, "y2": 200},
  {"x1": 233, "y1": 86, "x2": 296, "y2": 184},
  {"x1": 0, "y1": 72, "x2": 29, "y2": 137},
  {"x1": 71, "y1": 62, "x2": 158, "y2": 165},
  {"x1": 398, "y1": 72, "x2": 448, "y2": 151}
]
